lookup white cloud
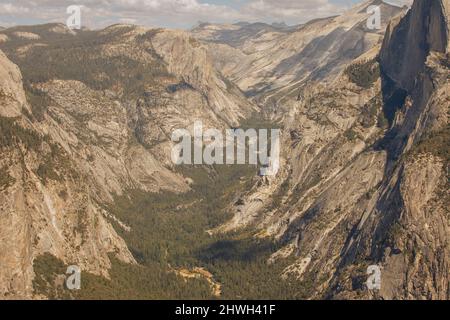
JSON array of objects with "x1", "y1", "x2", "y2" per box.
[
  {"x1": 0, "y1": 0, "x2": 351, "y2": 29},
  {"x1": 0, "y1": 3, "x2": 30, "y2": 15},
  {"x1": 242, "y1": 0, "x2": 343, "y2": 23},
  {"x1": 382, "y1": 0, "x2": 413, "y2": 7}
]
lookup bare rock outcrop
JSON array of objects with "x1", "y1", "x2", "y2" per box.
[
  {"x1": 0, "y1": 50, "x2": 135, "y2": 298},
  {"x1": 0, "y1": 50, "x2": 29, "y2": 117}
]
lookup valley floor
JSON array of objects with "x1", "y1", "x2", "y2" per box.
[{"x1": 33, "y1": 118, "x2": 311, "y2": 300}]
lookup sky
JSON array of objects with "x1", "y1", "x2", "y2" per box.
[{"x1": 0, "y1": 0, "x2": 412, "y2": 30}]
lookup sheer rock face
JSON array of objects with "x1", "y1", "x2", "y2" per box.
[
  {"x1": 380, "y1": 0, "x2": 449, "y2": 91},
  {"x1": 324, "y1": 0, "x2": 448, "y2": 299},
  {"x1": 336, "y1": 0, "x2": 449, "y2": 300},
  {"x1": 0, "y1": 50, "x2": 29, "y2": 117},
  {"x1": 151, "y1": 30, "x2": 254, "y2": 126},
  {"x1": 36, "y1": 79, "x2": 190, "y2": 201},
  {"x1": 216, "y1": 0, "x2": 449, "y2": 300},
  {"x1": 0, "y1": 50, "x2": 135, "y2": 299}
]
